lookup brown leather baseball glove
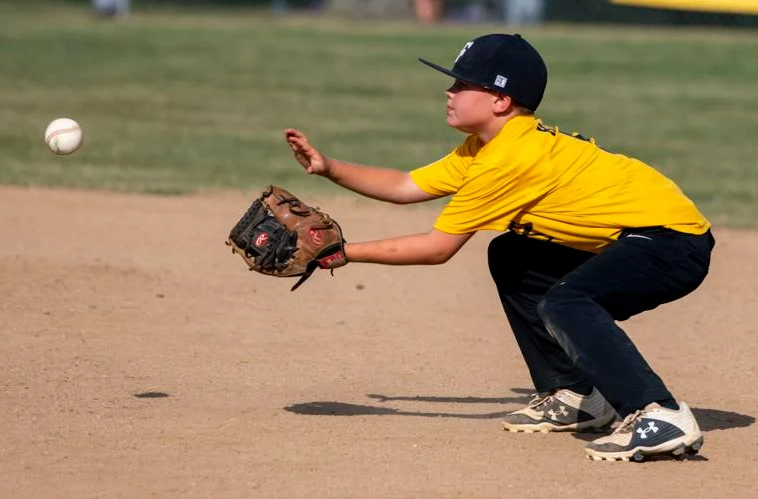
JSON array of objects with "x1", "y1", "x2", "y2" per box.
[{"x1": 226, "y1": 185, "x2": 347, "y2": 291}]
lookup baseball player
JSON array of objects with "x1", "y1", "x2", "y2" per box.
[{"x1": 284, "y1": 33, "x2": 715, "y2": 462}]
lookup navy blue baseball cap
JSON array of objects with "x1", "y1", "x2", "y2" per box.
[{"x1": 419, "y1": 34, "x2": 548, "y2": 111}]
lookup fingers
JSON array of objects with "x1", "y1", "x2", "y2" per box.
[
  {"x1": 285, "y1": 128, "x2": 321, "y2": 175},
  {"x1": 285, "y1": 129, "x2": 309, "y2": 148},
  {"x1": 284, "y1": 128, "x2": 305, "y2": 142},
  {"x1": 287, "y1": 136, "x2": 307, "y2": 149}
]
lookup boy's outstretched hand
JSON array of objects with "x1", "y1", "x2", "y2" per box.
[{"x1": 284, "y1": 129, "x2": 330, "y2": 176}]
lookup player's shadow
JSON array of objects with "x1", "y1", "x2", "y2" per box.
[
  {"x1": 284, "y1": 389, "x2": 534, "y2": 420},
  {"x1": 285, "y1": 390, "x2": 755, "y2": 431},
  {"x1": 691, "y1": 408, "x2": 756, "y2": 431}
]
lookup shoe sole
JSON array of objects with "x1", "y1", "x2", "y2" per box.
[
  {"x1": 502, "y1": 412, "x2": 616, "y2": 434},
  {"x1": 584, "y1": 436, "x2": 704, "y2": 462}
]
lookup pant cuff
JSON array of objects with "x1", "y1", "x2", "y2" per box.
[{"x1": 532, "y1": 375, "x2": 590, "y2": 394}]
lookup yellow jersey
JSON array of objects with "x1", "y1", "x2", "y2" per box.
[{"x1": 410, "y1": 115, "x2": 710, "y2": 253}]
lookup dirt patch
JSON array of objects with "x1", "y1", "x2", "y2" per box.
[{"x1": 1, "y1": 186, "x2": 756, "y2": 498}]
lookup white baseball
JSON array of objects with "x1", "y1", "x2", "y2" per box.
[{"x1": 45, "y1": 118, "x2": 83, "y2": 155}]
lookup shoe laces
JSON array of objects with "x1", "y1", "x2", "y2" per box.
[
  {"x1": 614, "y1": 408, "x2": 647, "y2": 434},
  {"x1": 527, "y1": 392, "x2": 554, "y2": 410}
]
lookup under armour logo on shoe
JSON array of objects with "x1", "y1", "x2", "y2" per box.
[
  {"x1": 548, "y1": 406, "x2": 569, "y2": 420},
  {"x1": 636, "y1": 421, "x2": 659, "y2": 439}
]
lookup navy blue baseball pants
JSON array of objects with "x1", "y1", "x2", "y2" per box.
[{"x1": 488, "y1": 227, "x2": 715, "y2": 417}]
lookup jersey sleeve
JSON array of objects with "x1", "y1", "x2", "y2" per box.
[
  {"x1": 409, "y1": 135, "x2": 479, "y2": 196},
  {"x1": 433, "y1": 157, "x2": 558, "y2": 235}
]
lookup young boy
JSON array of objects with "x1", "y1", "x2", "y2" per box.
[{"x1": 284, "y1": 33, "x2": 714, "y2": 462}]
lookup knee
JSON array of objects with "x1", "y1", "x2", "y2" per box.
[
  {"x1": 537, "y1": 284, "x2": 579, "y2": 324},
  {"x1": 536, "y1": 295, "x2": 551, "y2": 323}
]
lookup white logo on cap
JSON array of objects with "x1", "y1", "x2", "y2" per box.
[
  {"x1": 495, "y1": 75, "x2": 508, "y2": 88},
  {"x1": 455, "y1": 41, "x2": 474, "y2": 63}
]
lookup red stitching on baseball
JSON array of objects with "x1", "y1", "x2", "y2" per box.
[{"x1": 45, "y1": 127, "x2": 81, "y2": 146}]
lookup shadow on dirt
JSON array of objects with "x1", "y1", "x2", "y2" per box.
[
  {"x1": 284, "y1": 389, "x2": 532, "y2": 419},
  {"x1": 365, "y1": 393, "x2": 533, "y2": 404},
  {"x1": 284, "y1": 401, "x2": 513, "y2": 419},
  {"x1": 692, "y1": 408, "x2": 755, "y2": 431},
  {"x1": 134, "y1": 391, "x2": 171, "y2": 398},
  {"x1": 285, "y1": 393, "x2": 755, "y2": 432}
]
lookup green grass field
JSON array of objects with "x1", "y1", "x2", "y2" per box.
[{"x1": 1, "y1": 2, "x2": 757, "y2": 226}]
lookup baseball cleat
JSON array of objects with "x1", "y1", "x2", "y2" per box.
[
  {"x1": 502, "y1": 388, "x2": 617, "y2": 433},
  {"x1": 584, "y1": 401, "x2": 703, "y2": 462}
]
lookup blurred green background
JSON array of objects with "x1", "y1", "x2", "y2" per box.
[{"x1": 1, "y1": 1, "x2": 756, "y2": 226}]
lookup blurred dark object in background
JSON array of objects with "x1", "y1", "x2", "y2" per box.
[
  {"x1": 327, "y1": 0, "x2": 414, "y2": 19},
  {"x1": 270, "y1": 0, "x2": 326, "y2": 14},
  {"x1": 504, "y1": 0, "x2": 545, "y2": 25},
  {"x1": 92, "y1": 0, "x2": 131, "y2": 18}
]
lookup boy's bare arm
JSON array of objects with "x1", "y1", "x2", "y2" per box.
[
  {"x1": 325, "y1": 159, "x2": 436, "y2": 204},
  {"x1": 346, "y1": 229, "x2": 474, "y2": 265},
  {"x1": 285, "y1": 128, "x2": 437, "y2": 204}
]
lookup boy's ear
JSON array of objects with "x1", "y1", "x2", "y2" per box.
[{"x1": 493, "y1": 93, "x2": 513, "y2": 114}]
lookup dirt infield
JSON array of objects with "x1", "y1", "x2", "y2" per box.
[{"x1": 1, "y1": 186, "x2": 756, "y2": 498}]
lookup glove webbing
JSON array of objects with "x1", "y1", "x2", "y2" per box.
[
  {"x1": 246, "y1": 217, "x2": 297, "y2": 271},
  {"x1": 229, "y1": 199, "x2": 268, "y2": 243},
  {"x1": 229, "y1": 200, "x2": 299, "y2": 273}
]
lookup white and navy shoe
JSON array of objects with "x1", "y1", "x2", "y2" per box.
[
  {"x1": 585, "y1": 402, "x2": 703, "y2": 462},
  {"x1": 502, "y1": 388, "x2": 617, "y2": 433}
]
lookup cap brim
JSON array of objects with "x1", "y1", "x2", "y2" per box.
[{"x1": 418, "y1": 58, "x2": 471, "y2": 83}]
